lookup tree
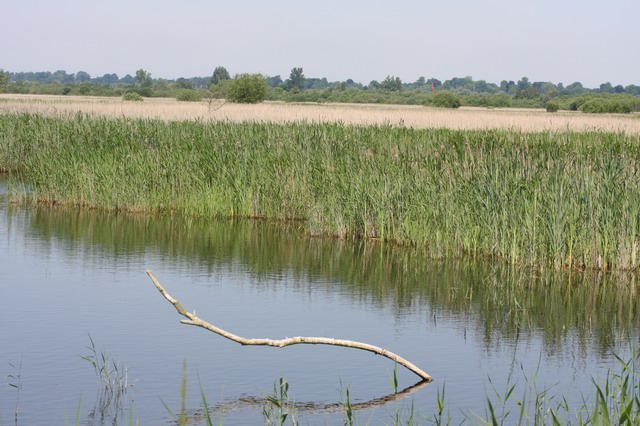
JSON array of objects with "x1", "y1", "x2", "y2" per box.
[
  {"x1": 517, "y1": 76, "x2": 531, "y2": 91},
  {"x1": 305, "y1": 77, "x2": 330, "y2": 90},
  {"x1": 122, "y1": 92, "x2": 144, "y2": 101},
  {"x1": 380, "y1": 75, "x2": 402, "y2": 91},
  {"x1": 76, "y1": 71, "x2": 91, "y2": 82},
  {"x1": 176, "y1": 78, "x2": 194, "y2": 90},
  {"x1": 625, "y1": 85, "x2": 640, "y2": 96},
  {"x1": 500, "y1": 80, "x2": 517, "y2": 94},
  {"x1": 599, "y1": 82, "x2": 614, "y2": 93},
  {"x1": 564, "y1": 82, "x2": 585, "y2": 95},
  {"x1": 34, "y1": 72, "x2": 51, "y2": 82},
  {"x1": 431, "y1": 91, "x2": 461, "y2": 108},
  {"x1": 135, "y1": 69, "x2": 153, "y2": 96},
  {"x1": 99, "y1": 73, "x2": 119, "y2": 85},
  {"x1": 515, "y1": 87, "x2": 540, "y2": 100},
  {"x1": 227, "y1": 74, "x2": 268, "y2": 103},
  {"x1": 546, "y1": 101, "x2": 560, "y2": 112},
  {"x1": 121, "y1": 74, "x2": 135, "y2": 85},
  {"x1": 345, "y1": 78, "x2": 357, "y2": 88},
  {"x1": 135, "y1": 69, "x2": 152, "y2": 87},
  {"x1": 443, "y1": 76, "x2": 473, "y2": 91},
  {"x1": 211, "y1": 66, "x2": 230, "y2": 86},
  {"x1": 474, "y1": 80, "x2": 491, "y2": 93},
  {"x1": 266, "y1": 75, "x2": 283, "y2": 88},
  {"x1": 52, "y1": 70, "x2": 74, "y2": 83},
  {"x1": 287, "y1": 67, "x2": 305, "y2": 91},
  {"x1": 533, "y1": 81, "x2": 559, "y2": 95}
]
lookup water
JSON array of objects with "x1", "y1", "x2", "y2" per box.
[{"x1": 1, "y1": 185, "x2": 639, "y2": 424}]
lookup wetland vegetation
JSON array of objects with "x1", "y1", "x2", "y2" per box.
[
  {"x1": 2, "y1": 99, "x2": 640, "y2": 423},
  {"x1": 3, "y1": 204, "x2": 640, "y2": 424},
  {"x1": 2, "y1": 113, "x2": 640, "y2": 271}
]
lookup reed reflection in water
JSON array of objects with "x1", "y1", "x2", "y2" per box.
[{"x1": 2, "y1": 201, "x2": 639, "y2": 424}]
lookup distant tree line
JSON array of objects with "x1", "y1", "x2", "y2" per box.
[{"x1": 1, "y1": 67, "x2": 639, "y2": 112}]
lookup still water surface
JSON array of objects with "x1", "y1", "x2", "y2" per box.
[{"x1": 1, "y1": 183, "x2": 639, "y2": 424}]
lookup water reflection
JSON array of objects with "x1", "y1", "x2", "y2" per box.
[
  {"x1": 15, "y1": 204, "x2": 640, "y2": 357},
  {"x1": 193, "y1": 379, "x2": 428, "y2": 419}
]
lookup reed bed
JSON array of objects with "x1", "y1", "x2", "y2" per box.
[
  {"x1": 2, "y1": 93, "x2": 640, "y2": 134},
  {"x1": 2, "y1": 113, "x2": 640, "y2": 271}
]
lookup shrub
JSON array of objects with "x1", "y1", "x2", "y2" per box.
[
  {"x1": 227, "y1": 74, "x2": 268, "y2": 103},
  {"x1": 127, "y1": 86, "x2": 152, "y2": 97},
  {"x1": 175, "y1": 90, "x2": 203, "y2": 102},
  {"x1": 546, "y1": 101, "x2": 559, "y2": 112},
  {"x1": 122, "y1": 92, "x2": 143, "y2": 102},
  {"x1": 581, "y1": 99, "x2": 631, "y2": 114},
  {"x1": 431, "y1": 92, "x2": 462, "y2": 108}
]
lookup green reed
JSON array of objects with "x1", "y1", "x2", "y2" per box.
[
  {"x1": 2, "y1": 112, "x2": 640, "y2": 271},
  {"x1": 80, "y1": 334, "x2": 132, "y2": 423},
  {"x1": 459, "y1": 350, "x2": 640, "y2": 425}
]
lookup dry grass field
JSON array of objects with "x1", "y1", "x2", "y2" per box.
[{"x1": 1, "y1": 93, "x2": 639, "y2": 134}]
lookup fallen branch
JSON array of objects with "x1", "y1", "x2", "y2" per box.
[{"x1": 146, "y1": 270, "x2": 433, "y2": 382}]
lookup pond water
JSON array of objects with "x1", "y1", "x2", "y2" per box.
[{"x1": 1, "y1": 179, "x2": 639, "y2": 424}]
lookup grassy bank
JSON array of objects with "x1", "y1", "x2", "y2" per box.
[
  {"x1": 2, "y1": 113, "x2": 640, "y2": 270},
  {"x1": 3, "y1": 94, "x2": 640, "y2": 134}
]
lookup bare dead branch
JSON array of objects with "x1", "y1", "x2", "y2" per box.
[{"x1": 146, "y1": 270, "x2": 433, "y2": 382}]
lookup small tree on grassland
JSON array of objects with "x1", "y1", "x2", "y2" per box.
[
  {"x1": 122, "y1": 92, "x2": 144, "y2": 101},
  {"x1": 431, "y1": 91, "x2": 461, "y2": 108},
  {"x1": 546, "y1": 101, "x2": 559, "y2": 112},
  {"x1": 227, "y1": 74, "x2": 268, "y2": 103}
]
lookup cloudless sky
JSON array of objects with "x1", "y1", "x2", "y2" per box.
[{"x1": 2, "y1": 0, "x2": 639, "y2": 88}]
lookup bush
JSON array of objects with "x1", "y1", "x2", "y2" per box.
[
  {"x1": 122, "y1": 92, "x2": 143, "y2": 102},
  {"x1": 581, "y1": 99, "x2": 631, "y2": 114},
  {"x1": 127, "y1": 86, "x2": 152, "y2": 97},
  {"x1": 175, "y1": 90, "x2": 203, "y2": 102},
  {"x1": 431, "y1": 92, "x2": 461, "y2": 108},
  {"x1": 464, "y1": 93, "x2": 512, "y2": 108},
  {"x1": 546, "y1": 101, "x2": 559, "y2": 112},
  {"x1": 227, "y1": 74, "x2": 268, "y2": 103}
]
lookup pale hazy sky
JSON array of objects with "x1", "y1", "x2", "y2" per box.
[{"x1": 2, "y1": 0, "x2": 639, "y2": 88}]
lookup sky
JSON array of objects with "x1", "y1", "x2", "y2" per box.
[{"x1": 2, "y1": 0, "x2": 639, "y2": 88}]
